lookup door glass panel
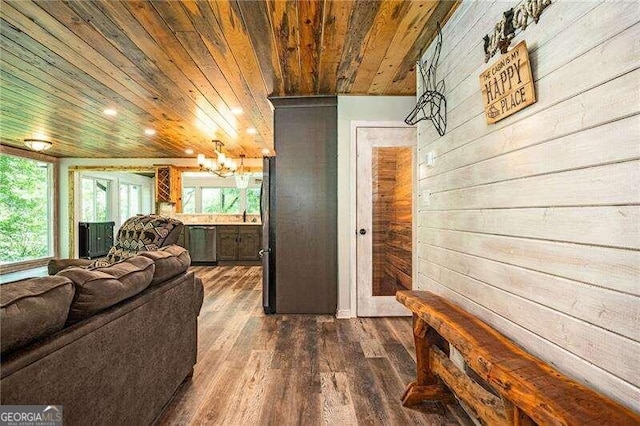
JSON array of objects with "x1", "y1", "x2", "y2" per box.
[
  {"x1": 95, "y1": 179, "x2": 109, "y2": 221},
  {"x1": 130, "y1": 185, "x2": 140, "y2": 215},
  {"x1": 81, "y1": 178, "x2": 95, "y2": 221},
  {"x1": 119, "y1": 184, "x2": 129, "y2": 225},
  {"x1": 371, "y1": 147, "x2": 413, "y2": 296}
]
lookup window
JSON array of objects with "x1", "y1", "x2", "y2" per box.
[
  {"x1": 202, "y1": 188, "x2": 241, "y2": 214},
  {"x1": 81, "y1": 177, "x2": 110, "y2": 222},
  {"x1": 182, "y1": 187, "x2": 195, "y2": 213},
  {"x1": 119, "y1": 182, "x2": 144, "y2": 225},
  {"x1": 119, "y1": 184, "x2": 129, "y2": 225},
  {"x1": 0, "y1": 153, "x2": 55, "y2": 266},
  {"x1": 246, "y1": 188, "x2": 261, "y2": 214}
]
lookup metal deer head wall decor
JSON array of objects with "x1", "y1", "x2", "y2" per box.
[{"x1": 405, "y1": 24, "x2": 446, "y2": 137}]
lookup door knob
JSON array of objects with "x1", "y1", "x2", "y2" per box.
[{"x1": 359, "y1": 228, "x2": 367, "y2": 235}]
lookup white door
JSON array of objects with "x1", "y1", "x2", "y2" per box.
[{"x1": 356, "y1": 126, "x2": 416, "y2": 317}]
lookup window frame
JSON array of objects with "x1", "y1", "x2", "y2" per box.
[
  {"x1": 181, "y1": 185, "x2": 260, "y2": 214},
  {"x1": 68, "y1": 166, "x2": 156, "y2": 259},
  {"x1": 0, "y1": 145, "x2": 59, "y2": 274},
  {"x1": 80, "y1": 176, "x2": 112, "y2": 222},
  {"x1": 119, "y1": 181, "x2": 145, "y2": 225}
]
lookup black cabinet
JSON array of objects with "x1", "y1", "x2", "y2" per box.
[
  {"x1": 216, "y1": 225, "x2": 261, "y2": 261},
  {"x1": 78, "y1": 222, "x2": 115, "y2": 259}
]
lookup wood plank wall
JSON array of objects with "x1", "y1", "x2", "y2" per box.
[
  {"x1": 372, "y1": 147, "x2": 413, "y2": 296},
  {"x1": 385, "y1": 148, "x2": 413, "y2": 292},
  {"x1": 415, "y1": 1, "x2": 640, "y2": 412},
  {"x1": 372, "y1": 148, "x2": 397, "y2": 296}
]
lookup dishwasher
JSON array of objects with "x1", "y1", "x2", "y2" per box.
[{"x1": 188, "y1": 226, "x2": 217, "y2": 263}]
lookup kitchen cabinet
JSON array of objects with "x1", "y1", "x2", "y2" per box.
[
  {"x1": 155, "y1": 165, "x2": 182, "y2": 211},
  {"x1": 217, "y1": 225, "x2": 261, "y2": 262}
]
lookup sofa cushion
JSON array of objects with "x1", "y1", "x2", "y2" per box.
[
  {"x1": 105, "y1": 215, "x2": 183, "y2": 263},
  {"x1": 58, "y1": 256, "x2": 155, "y2": 323},
  {"x1": 0, "y1": 276, "x2": 75, "y2": 355},
  {"x1": 138, "y1": 245, "x2": 191, "y2": 285}
]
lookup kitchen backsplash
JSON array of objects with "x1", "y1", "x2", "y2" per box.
[{"x1": 170, "y1": 213, "x2": 261, "y2": 224}]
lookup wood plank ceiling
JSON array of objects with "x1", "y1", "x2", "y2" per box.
[{"x1": 0, "y1": 0, "x2": 456, "y2": 158}]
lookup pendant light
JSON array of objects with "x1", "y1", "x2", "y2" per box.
[{"x1": 234, "y1": 155, "x2": 250, "y2": 189}]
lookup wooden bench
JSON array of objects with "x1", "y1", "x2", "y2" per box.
[{"x1": 396, "y1": 290, "x2": 640, "y2": 426}]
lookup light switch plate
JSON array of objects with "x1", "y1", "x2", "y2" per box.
[
  {"x1": 421, "y1": 190, "x2": 431, "y2": 206},
  {"x1": 425, "y1": 152, "x2": 435, "y2": 167}
]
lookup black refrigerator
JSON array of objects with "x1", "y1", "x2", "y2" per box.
[
  {"x1": 261, "y1": 156, "x2": 276, "y2": 314},
  {"x1": 261, "y1": 95, "x2": 337, "y2": 315}
]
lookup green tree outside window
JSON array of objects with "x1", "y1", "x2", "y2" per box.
[{"x1": 0, "y1": 154, "x2": 52, "y2": 264}]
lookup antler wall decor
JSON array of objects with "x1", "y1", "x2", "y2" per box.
[
  {"x1": 405, "y1": 24, "x2": 447, "y2": 137},
  {"x1": 483, "y1": 0, "x2": 552, "y2": 62}
]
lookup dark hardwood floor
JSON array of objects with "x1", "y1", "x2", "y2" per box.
[{"x1": 158, "y1": 266, "x2": 470, "y2": 426}]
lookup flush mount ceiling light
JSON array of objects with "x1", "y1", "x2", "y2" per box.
[
  {"x1": 231, "y1": 107, "x2": 243, "y2": 115},
  {"x1": 24, "y1": 139, "x2": 52, "y2": 152},
  {"x1": 103, "y1": 108, "x2": 117, "y2": 116},
  {"x1": 144, "y1": 128, "x2": 156, "y2": 136},
  {"x1": 197, "y1": 140, "x2": 237, "y2": 178},
  {"x1": 246, "y1": 127, "x2": 257, "y2": 135},
  {"x1": 185, "y1": 148, "x2": 194, "y2": 155},
  {"x1": 234, "y1": 155, "x2": 250, "y2": 189}
]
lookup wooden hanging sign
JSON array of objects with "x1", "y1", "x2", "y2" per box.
[{"x1": 479, "y1": 41, "x2": 536, "y2": 124}]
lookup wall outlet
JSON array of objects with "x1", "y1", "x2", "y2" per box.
[
  {"x1": 421, "y1": 189, "x2": 431, "y2": 206},
  {"x1": 425, "y1": 151, "x2": 435, "y2": 167}
]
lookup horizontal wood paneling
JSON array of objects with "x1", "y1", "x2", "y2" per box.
[
  {"x1": 419, "y1": 228, "x2": 640, "y2": 296},
  {"x1": 416, "y1": 0, "x2": 640, "y2": 412},
  {"x1": 419, "y1": 206, "x2": 640, "y2": 249}
]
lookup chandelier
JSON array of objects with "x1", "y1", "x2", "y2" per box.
[{"x1": 197, "y1": 140, "x2": 237, "y2": 177}]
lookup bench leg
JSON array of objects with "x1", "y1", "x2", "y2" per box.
[{"x1": 402, "y1": 315, "x2": 454, "y2": 406}]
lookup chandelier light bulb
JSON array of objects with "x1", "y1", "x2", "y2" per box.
[{"x1": 217, "y1": 152, "x2": 226, "y2": 165}]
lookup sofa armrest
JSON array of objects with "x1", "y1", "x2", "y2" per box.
[
  {"x1": 47, "y1": 259, "x2": 94, "y2": 276},
  {"x1": 194, "y1": 276, "x2": 204, "y2": 316}
]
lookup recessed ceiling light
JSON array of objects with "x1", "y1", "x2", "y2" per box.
[
  {"x1": 246, "y1": 127, "x2": 257, "y2": 135},
  {"x1": 261, "y1": 148, "x2": 270, "y2": 155},
  {"x1": 144, "y1": 128, "x2": 156, "y2": 136},
  {"x1": 185, "y1": 148, "x2": 194, "y2": 155},
  {"x1": 103, "y1": 108, "x2": 117, "y2": 116},
  {"x1": 231, "y1": 107, "x2": 243, "y2": 115}
]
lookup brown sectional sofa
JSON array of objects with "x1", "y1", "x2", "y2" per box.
[{"x1": 0, "y1": 245, "x2": 203, "y2": 425}]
